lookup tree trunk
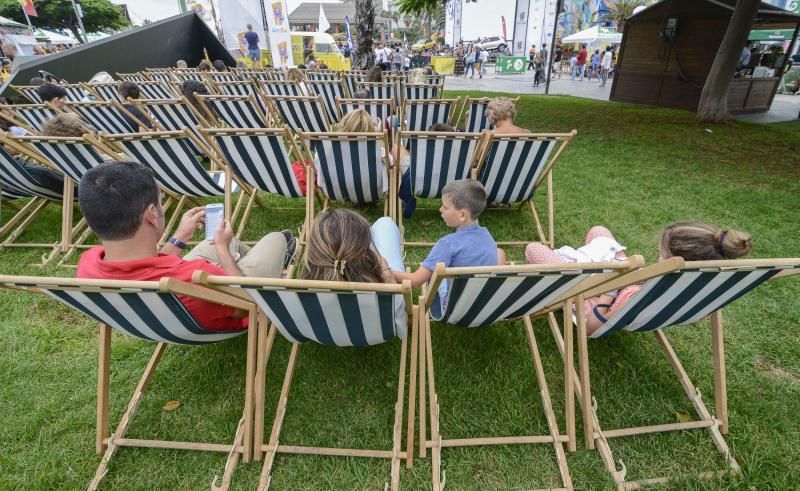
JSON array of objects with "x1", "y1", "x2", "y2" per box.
[
  {"x1": 354, "y1": 0, "x2": 375, "y2": 69},
  {"x1": 696, "y1": 0, "x2": 760, "y2": 123}
]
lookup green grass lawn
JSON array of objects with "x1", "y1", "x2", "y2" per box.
[{"x1": 1, "y1": 93, "x2": 799, "y2": 490}]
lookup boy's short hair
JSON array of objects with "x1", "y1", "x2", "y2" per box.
[
  {"x1": 42, "y1": 113, "x2": 85, "y2": 137},
  {"x1": 29, "y1": 76, "x2": 44, "y2": 86},
  {"x1": 118, "y1": 80, "x2": 140, "y2": 100},
  {"x1": 79, "y1": 161, "x2": 161, "y2": 241},
  {"x1": 176, "y1": 59, "x2": 188, "y2": 69},
  {"x1": 428, "y1": 122, "x2": 455, "y2": 132},
  {"x1": 212, "y1": 59, "x2": 227, "y2": 72},
  {"x1": 37, "y1": 83, "x2": 67, "y2": 103},
  {"x1": 442, "y1": 179, "x2": 487, "y2": 220}
]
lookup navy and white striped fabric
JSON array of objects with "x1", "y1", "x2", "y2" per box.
[
  {"x1": 118, "y1": 73, "x2": 148, "y2": 82},
  {"x1": 408, "y1": 133, "x2": 481, "y2": 198},
  {"x1": 0, "y1": 147, "x2": 63, "y2": 201},
  {"x1": 309, "y1": 136, "x2": 386, "y2": 205},
  {"x1": 14, "y1": 106, "x2": 56, "y2": 133},
  {"x1": 343, "y1": 73, "x2": 365, "y2": 97},
  {"x1": 209, "y1": 72, "x2": 240, "y2": 83},
  {"x1": 267, "y1": 70, "x2": 286, "y2": 81},
  {"x1": 242, "y1": 286, "x2": 407, "y2": 346},
  {"x1": 68, "y1": 102, "x2": 135, "y2": 133},
  {"x1": 431, "y1": 268, "x2": 603, "y2": 327},
  {"x1": 174, "y1": 71, "x2": 205, "y2": 82},
  {"x1": 39, "y1": 287, "x2": 245, "y2": 345},
  {"x1": 426, "y1": 75, "x2": 446, "y2": 85},
  {"x1": 306, "y1": 72, "x2": 339, "y2": 81},
  {"x1": 337, "y1": 99, "x2": 393, "y2": 122},
  {"x1": 403, "y1": 101, "x2": 452, "y2": 132},
  {"x1": 216, "y1": 81, "x2": 258, "y2": 98},
  {"x1": 113, "y1": 134, "x2": 227, "y2": 197},
  {"x1": 211, "y1": 131, "x2": 303, "y2": 197},
  {"x1": 90, "y1": 84, "x2": 124, "y2": 103},
  {"x1": 137, "y1": 81, "x2": 175, "y2": 100},
  {"x1": 141, "y1": 101, "x2": 204, "y2": 154},
  {"x1": 261, "y1": 82, "x2": 300, "y2": 97},
  {"x1": 12, "y1": 86, "x2": 43, "y2": 104},
  {"x1": 465, "y1": 99, "x2": 493, "y2": 134},
  {"x1": 62, "y1": 85, "x2": 86, "y2": 102},
  {"x1": 591, "y1": 264, "x2": 800, "y2": 338},
  {"x1": 145, "y1": 71, "x2": 174, "y2": 84},
  {"x1": 308, "y1": 80, "x2": 345, "y2": 123},
  {"x1": 478, "y1": 137, "x2": 556, "y2": 204},
  {"x1": 28, "y1": 139, "x2": 106, "y2": 183},
  {"x1": 1, "y1": 186, "x2": 30, "y2": 200},
  {"x1": 199, "y1": 96, "x2": 268, "y2": 128},
  {"x1": 270, "y1": 97, "x2": 329, "y2": 133},
  {"x1": 404, "y1": 84, "x2": 439, "y2": 101},
  {"x1": 358, "y1": 83, "x2": 397, "y2": 104}
]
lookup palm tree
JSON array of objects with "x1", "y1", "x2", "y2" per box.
[
  {"x1": 354, "y1": 0, "x2": 376, "y2": 69},
  {"x1": 593, "y1": 0, "x2": 646, "y2": 33}
]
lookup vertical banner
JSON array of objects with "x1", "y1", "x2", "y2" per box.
[
  {"x1": 445, "y1": 0, "x2": 454, "y2": 46},
  {"x1": 345, "y1": 16, "x2": 354, "y2": 51},
  {"x1": 453, "y1": 0, "x2": 462, "y2": 45},
  {"x1": 215, "y1": 0, "x2": 266, "y2": 56},
  {"x1": 18, "y1": 0, "x2": 37, "y2": 17},
  {"x1": 513, "y1": 0, "x2": 530, "y2": 56},
  {"x1": 265, "y1": 0, "x2": 294, "y2": 67},
  {"x1": 501, "y1": 16, "x2": 507, "y2": 43}
]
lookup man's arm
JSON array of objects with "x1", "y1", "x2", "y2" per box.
[
  {"x1": 161, "y1": 206, "x2": 204, "y2": 256},
  {"x1": 212, "y1": 219, "x2": 244, "y2": 277},
  {"x1": 393, "y1": 266, "x2": 433, "y2": 288}
]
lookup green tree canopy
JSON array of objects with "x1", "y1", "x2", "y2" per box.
[{"x1": 0, "y1": 0, "x2": 129, "y2": 43}]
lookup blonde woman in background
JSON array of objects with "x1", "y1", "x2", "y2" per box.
[
  {"x1": 286, "y1": 67, "x2": 310, "y2": 95},
  {"x1": 486, "y1": 97, "x2": 529, "y2": 134}
]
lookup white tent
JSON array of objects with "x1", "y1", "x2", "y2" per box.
[
  {"x1": 39, "y1": 29, "x2": 77, "y2": 45},
  {"x1": 561, "y1": 25, "x2": 622, "y2": 45},
  {"x1": 0, "y1": 15, "x2": 27, "y2": 29}
]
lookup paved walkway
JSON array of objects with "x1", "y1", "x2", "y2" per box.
[{"x1": 445, "y1": 68, "x2": 800, "y2": 124}]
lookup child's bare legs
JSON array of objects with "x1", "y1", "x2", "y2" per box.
[
  {"x1": 585, "y1": 225, "x2": 627, "y2": 260},
  {"x1": 497, "y1": 247, "x2": 507, "y2": 265},
  {"x1": 525, "y1": 242, "x2": 565, "y2": 264}
]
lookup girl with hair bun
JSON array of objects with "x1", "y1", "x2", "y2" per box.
[{"x1": 525, "y1": 221, "x2": 752, "y2": 335}]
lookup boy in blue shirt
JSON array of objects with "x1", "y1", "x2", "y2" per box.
[{"x1": 392, "y1": 180, "x2": 505, "y2": 311}]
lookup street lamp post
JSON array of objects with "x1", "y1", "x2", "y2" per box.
[
  {"x1": 178, "y1": 0, "x2": 188, "y2": 13},
  {"x1": 544, "y1": 0, "x2": 563, "y2": 95}
]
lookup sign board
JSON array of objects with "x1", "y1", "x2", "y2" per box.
[{"x1": 495, "y1": 56, "x2": 526, "y2": 74}]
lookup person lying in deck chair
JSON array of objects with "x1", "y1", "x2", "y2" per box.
[
  {"x1": 526, "y1": 221, "x2": 752, "y2": 335},
  {"x1": 76, "y1": 161, "x2": 297, "y2": 331},
  {"x1": 389, "y1": 179, "x2": 506, "y2": 310}
]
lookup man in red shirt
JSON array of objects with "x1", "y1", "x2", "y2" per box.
[
  {"x1": 574, "y1": 44, "x2": 588, "y2": 81},
  {"x1": 77, "y1": 161, "x2": 296, "y2": 331}
]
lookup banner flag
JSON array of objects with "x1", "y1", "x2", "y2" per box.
[
  {"x1": 18, "y1": 0, "x2": 37, "y2": 17},
  {"x1": 265, "y1": 0, "x2": 294, "y2": 67},
  {"x1": 345, "y1": 15, "x2": 354, "y2": 51},
  {"x1": 319, "y1": 4, "x2": 330, "y2": 33}
]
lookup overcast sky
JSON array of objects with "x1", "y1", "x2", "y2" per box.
[{"x1": 112, "y1": 0, "x2": 340, "y2": 25}]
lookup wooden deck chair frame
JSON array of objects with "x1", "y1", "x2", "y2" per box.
[
  {"x1": 306, "y1": 79, "x2": 347, "y2": 124},
  {"x1": 116, "y1": 72, "x2": 149, "y2": 82},
  {"x1": 81, "y1": 82, "x2": 125, "y2": 103},
  {"x1": 0, "y1": 275, "x2": 259, "y2": 491},
  {"x1": 454, "y1": 96, "x2": 521, "y2": 133},
  {"x1": 196, "y1": 93, "x2": 272, "y2": 129},
  {"x1": 418, "y1": 257, "x2": 645, "y2": 490},
  {"x1": 132, "y1": 98, "x2": 207, "y2": 135},
  {"x1": 356, "y1": 81, "x2": 400, "y2": 107},
  {"x1": 193, "y1": 272, "x2": 417, "y2": 491},
  {"x1": 200, "y1": 126, "x2": 305, "y2": 241},
  {"x1": 335, "y1": 97, "x2": 396, "y2": 122},
  {"x1": 341, "y1": 72, "x2": 366, "y2": 97},
  {"x1": 10, "y1": 84, "x2": 43, "y2": 103},
  {"x1": 265, "y1": 95, "x2": 331, "y2": 134},
  {"x1": 299, "y1": 131, "x2": 398, "y2": 223},
  {"x1": 472, "y1": 131, "x2": 577, "y2": 248},
  {"x1": 0, "y1": 133, "x2": 112, "y2": 266},
  {"x1": 547, "y1": 257, "x2": 800, "y2": 490},
  {"x1": 399, "y1": 98, "x2": 461, "y2": 133},
  {"x1": 402, "y1": 82, "x2": 445, "y2": 102},
  {"x1": 0, "y1": 103, "x2": 57, "y2": 134},
  {"x1": 259, "y1": 80, "x2": 301, "y2": 97},
  {"x1": 55, "y1": 100, "x2": 137, "y2": 135}
]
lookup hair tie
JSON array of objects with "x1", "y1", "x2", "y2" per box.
[
  {"x1": 718, "y1": 231, "x2": 727, "y2": 256},
  {"x1": 332, "y1": 259, "x2": 347, "y2": 275}
]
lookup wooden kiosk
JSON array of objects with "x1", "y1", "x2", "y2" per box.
[{"x1": 610, "y1": 0, "x2": 800, "y2": 114}]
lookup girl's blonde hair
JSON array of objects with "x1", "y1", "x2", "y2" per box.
[
  {"x1": 659, "y1": 221, "x2": 752, "y2": 261},
  {"x1": 286, "y1": 67, "x2": 304, "y2": 83},
  {"x1": 486, "y1": 97, "x2": 517, "y2": 124},
  {"x1": 338, "y1": 109, "x2": 377, "y2": 133},
  {"x1": 303, "y1": 208, "x2": 385, "y2": 283},
  {"x1": 410, "y1": 68, "x2": 426, "y2": 84}
]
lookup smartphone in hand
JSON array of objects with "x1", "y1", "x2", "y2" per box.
[{"x1": 204, "y1": 204, "x2": 224, "y2": 241}]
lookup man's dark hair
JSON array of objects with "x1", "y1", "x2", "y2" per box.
[
  {"x1": 212, "y1": 59, "x2": 227, "y2": 72},
  {"x1": 37, "y1": 83, "x2": 67, "y2": 103},
  {"x1": 29, "y1": 76, "x2": 45, "y2": 86},
  {"x1": 197, "y1": 60, "x2": 211, "y2": 71},
  {"x1": 118, "y1": 81, "x2": 140, "y2": 100},
  {"x1": 79, "y1": 161, "x2": 161, "y2": 241}
]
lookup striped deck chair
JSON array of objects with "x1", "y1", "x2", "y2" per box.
[
  {"x1": 401, "y1": 98, "x2": 459, "y2": 132},
  {"x1": 306, "y1": 70, "x2": 340, "y2": 81},
  {"x1": 91, "y1": 130, "x2": 245, "y2": 238},
  {"x1": 196, "y1": 94, "x2": 271, "y2": 129},
  {"x1": 335, "y1": 97, "x2": 394, "y2": 122},
  {"x1": 357, "y1": 82, "x2": 399, "y2": 106},
  {"x1": 135, "y1": 80, "x2": 177, "y2": 99},
  {"x1": 342, "y1": 71, "x2": 366, "y2": 97},
  {"x1": 6, "y1": 134, "x2": 108, "y2": 265},
  {"x1": 209, "y1": 71, "x2": 241, "y2": 83},
  {"x1": 173, "y1": 70, "x2": 205, "y2": 83},
  {"x1": 474, "y1": 131, "x2": 576, "y2": 247},
  {"x1": 403, "y1": 83, "x2": 442, "y2": 101},
  {"x1": 0, "y1": 275, "x2": 257, "y2": 490},
  {"x1": 418, "y1": 258, "x2": 644, "y2": 490},
  {"x1": 425, "y1": 74, "x2": 447, "y2": 85},
  {"x1": 61, "y1": 84, "x2": 87, "y2": 102},
  {"x1": 83, "y1": 82, "x2": 124, "y2": 103},
  {"x1": 547, "y1": 257, "x2": 800, "y2": 490},
  {"x1": 267, "y1": 95, "x2": 330, "y2": 133},
  {"x1": 193, "y1": 273, "x2": 416, "y2": 491},
  {"x1": 0, "y1": 142, "x2": 65, "y2": 249},
  {"x1": 1, "y1": 104, "x2": 56, "y2": 133},
  {"x1": 215, "y1": 80, "x2": 260, "y2": 98},
  {"x1": 134, "y1": 99, "x2": 206, "y2": 153},
  {"x1": 143, "y1": 69, "x2": 175, "y2": 84},
  {"x1": 456, "y1": 97, "x2": 521, "y2": 133},
  {"x1": 10, "y1": 85, "x2": 43, "y2": 103},
  {"x1": 260, "y1": 80, "x2": 300, "y2": 97},
  {"x1": 61, "y1": 101, "x2": 136, "y2": 134},
  {"x1": 201, "y1": 127, "x2": 305, "y2": 237},
  {"x1": 301, "y1": 131, "x2": 395, "y2": 219},
  {"x1": 116, "y1": 72, "x2": 148, "y2": 82},
  {"x1": 265, "y1": 69, "x2": 286, "y2": 81},
  {"x1": 307, "y1": 79, "x2": 346, "y2": 123}
]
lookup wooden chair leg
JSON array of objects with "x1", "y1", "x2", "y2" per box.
[
  {"x1": 575, "y1": 294, "x2": 594, "y2": 450},
  {"x1": 96, "y1": 324, "x2": 111, "y2": 454},
  {"x1": 425, "y1": 310, "x2": 443, "y2": 490},
  {"x1": 390, "y1": 330, "x2": 409, "y2": 490},
  {"x1": 254, "y1": 314, "x2": 277, "y2": 461},
  {"x1": 405, "y1": 305, "x2": 419, "y2": 469},
  {"x1": 710, "y1": 311, "x2": 728, "y2": 434},
  {"x1": 419, "y1": 304, "x2": 428, "y2": 459},
  {"x1": 563, "y1": 301, "x2": 576, "y2": 452},
  {"x1": 528, "y1": 201, "x2": 549, "y2": 247},
  {"x1": 547, "y1": 172, "x2": 554, "y2": 248}
]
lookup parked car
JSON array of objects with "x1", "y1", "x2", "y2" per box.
[
  {"x1": 412, "y1": 38, "x2": 437, "y2": 51},
  {"x1": 475, "y1": 36, "x2": 507, "y2": 52}
]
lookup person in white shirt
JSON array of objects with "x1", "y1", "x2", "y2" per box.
[
  {"x1": 739, "y1": 41, "x2": 752, "y2": 67},
  {"x1": 600, "y1": 47, "x2": 614, "y2": 87}
]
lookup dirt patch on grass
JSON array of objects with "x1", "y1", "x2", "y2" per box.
[{"x1": 755, "y1": 359, "x2": 800, "y2": 384}]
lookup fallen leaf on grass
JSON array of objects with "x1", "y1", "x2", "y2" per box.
[
  {"x1": 675, "y1": 410, "x2": 692, "y2": 423},
  {"x1": 163, "y1": 400, "x2": 181, "y2": 411}
]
